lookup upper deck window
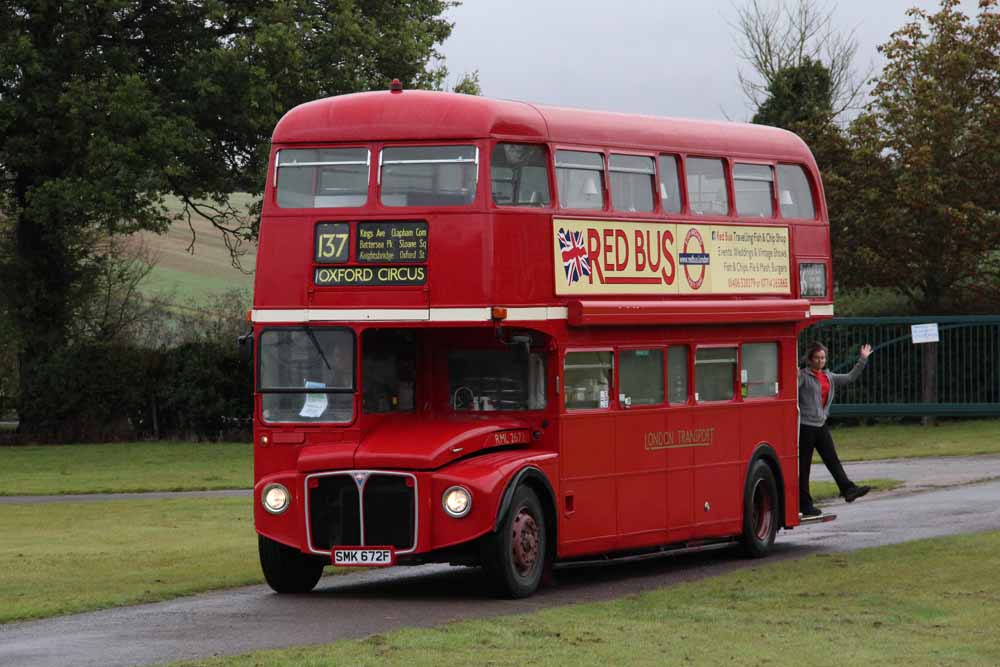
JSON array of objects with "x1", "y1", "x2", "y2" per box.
[
  {"x1": 686, "y1": 157, "x2": 729, "y2": 215},
  {"x1": 276, "y1": 148, "x2": 370, "y2": 209},
  {"x1": 777, "y1": 164, "x2": 816, "y2": 219},
  {"x1": 658, "y1": 154, "x2": 682, "y2": 213},
  {"x1": 610, "y1": 154, "x2": 655, "y2": 213},
  {"x1": 491, "y1": 143, "x2": 551, "y2": 207},
  {"x1": 380, "y1": 145, "x2": 478, "y2": 207},
  {"x1": 734, "y1": 163, "x2": 775, "y2": 218},
  {"x1": 555, "y1": 150, "x2": 605, "y2": 210}
]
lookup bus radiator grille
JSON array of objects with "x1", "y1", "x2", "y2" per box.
[{"x1": 307, "y1": 473, "x2": 416, "y2": 552}]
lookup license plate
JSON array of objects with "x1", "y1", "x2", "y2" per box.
[{"x1": 331, "y1": 547, "x2": 395, "y2": 567}]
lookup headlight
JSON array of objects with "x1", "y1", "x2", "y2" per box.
[
  {"x1": 442, "y1": 486, "x2": 472, "y2": 518},
  {"x1": 799, "y1": 263, "x2": 827, "y2": 298},
  {"x1": 262, "y1": 483, "x2": 290, "y2": 514}
]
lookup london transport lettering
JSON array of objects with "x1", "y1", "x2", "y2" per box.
[
  {"x1": 553, "y1": 219, "x2": 790, "y2": 295},
  {"x1": 644, "y1": 427, "x2": 716, "y2": 451}
]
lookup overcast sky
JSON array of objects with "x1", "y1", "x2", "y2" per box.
[{"x1": 438, "y1": 0, "x2": 983, "y2": 121}]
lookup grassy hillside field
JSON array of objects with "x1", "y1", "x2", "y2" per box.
[{"x1": 135, "y1": 195, "x2": 256, "y2": 302}]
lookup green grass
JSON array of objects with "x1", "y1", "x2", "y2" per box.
[
  {"x1": 811, "y1": 477, "x2": 902, "y2": 502},
  {"x1": 172, "y1": 531, "x2": 1000, "y2": 667},
  {"x1": 830, "y1": 419, "x2": 1000, "y2": 461},
  {"x1": 143, "y1": 264, "x2": 250, "y2": 301},
  {"x1": 0, "y1": 441, "x2": 251, "y2": 495},
  {"x1": 0, "y1": 497, "x2": 262, "y2": 623}
]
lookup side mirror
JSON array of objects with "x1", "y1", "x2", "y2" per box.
[{"x1": 237, "y1": 331, "x2": 253, "y2": 364}]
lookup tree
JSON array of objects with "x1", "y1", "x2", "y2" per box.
[
  {"x1": 842, "y1": 0, "x2": 1000, "y2": 312},
  {"x1": 452, "y1": 70, "x2": 482, "y2": 96},
  {"x1": 0, "y1": 1, "x2": 455, "y2": 438},
  {"x1": 751, "y1": 58, "x2": 833, "y2": 127},
  {"x1": 731, "y1": 0, "x2": 869, "y2": 119}
]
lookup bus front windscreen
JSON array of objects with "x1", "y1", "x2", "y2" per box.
[{"x1": 259, "y1": 328, "x2": 355, "y2": 423}]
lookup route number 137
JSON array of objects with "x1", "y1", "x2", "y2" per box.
[{"x1": 314, "y1": 223, "x2": 350, "y2": 263}]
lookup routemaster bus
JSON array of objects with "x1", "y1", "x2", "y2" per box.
[{"x1": 248, "y1": 83, "x2": 833, "y2": 598}]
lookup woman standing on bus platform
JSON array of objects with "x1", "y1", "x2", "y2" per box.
[{"x1": 798, "y1": 342, "x2": 874, "y2": 517}]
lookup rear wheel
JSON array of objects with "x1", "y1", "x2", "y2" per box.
[
  {"x1": 741, "y1": 460, "x2": 779, "y2": 558},
  {"x1": 258, "y1": 535, "x2": 326, "y2": 593},
  {"x1": 481, "y1": 486, "x2": 547, "y2": 598}
]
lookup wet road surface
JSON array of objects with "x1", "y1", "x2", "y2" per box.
[{"x1": 2, "y1": 469, "x2": 999, "y2": 667}]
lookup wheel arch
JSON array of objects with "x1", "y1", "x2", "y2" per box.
[
  {"x1": 494, "y1": 466, "x2": 557, "y2": 563},
  {"x1": 747, "y1": 443, "x2": 786, "y2": 527}
]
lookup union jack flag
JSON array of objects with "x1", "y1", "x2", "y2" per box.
[{"x1": 558, "y1": 228, "x2": 591, "y2": 286}]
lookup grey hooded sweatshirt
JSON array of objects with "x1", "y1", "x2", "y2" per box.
[{"x1": 798, "y1": 357, "x2": 867, "y2": 427}]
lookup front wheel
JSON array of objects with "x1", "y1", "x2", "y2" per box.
[
  {"x1": 481, "y1": 486, "x2": 547, "y2": 598},
  {"x1": 258, "y1": 535, "x2": 326, "y2": 593},
  {"x1": 740, "y1": 460, "x2": 779, "y2": 558}
]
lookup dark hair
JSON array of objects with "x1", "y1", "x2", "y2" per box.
[{"x1": 800, "y1": 341, "x2": 828, "y2": 367}]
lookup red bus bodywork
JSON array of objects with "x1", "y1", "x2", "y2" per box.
[{"x1": 251, "y1": 89, "x2": 833, "y2": 595}]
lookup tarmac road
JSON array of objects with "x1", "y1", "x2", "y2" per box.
[{"x1": 2, "y1": 463, "x2": 1000, "y2": 667}]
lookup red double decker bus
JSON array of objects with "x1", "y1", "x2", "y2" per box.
[{"x1": 249, "y1": 86, "x2": 833, "y2": 598}]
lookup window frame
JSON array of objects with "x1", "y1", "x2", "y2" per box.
[
  {"x1": 740, "y1": 341, "x2": 781, "y2": 401},
  {"x1": 683, "y1": 155, "x2": 733, "y2": 217},
  {"x1": 489, "y1": 141, "x2": 554, "y2": 209},
  {"x1": 256, "y1": 326, "x2": 358, "y2": 427},
  {"x1": 657, "y1": 153, "x2": 685, "y2": 215},
  {"x1": 776, "y1": 162, "x2": 819, "y2": 220},
  {"x1": 562, "y1": 347, "x2": 615, "y2": 412},
  {"x1": 608, "y1": 152, "x2": 658, "y2": 215},
  {"x1": 553, "y1": 147, "x2": 608, "y2": 212},
  {"x1": 273, "y1": 147, "x2": 372, "y2": 210},
  {"x1": 732, "y1": 161, "x2": 778, "y2": 219},
  {"x1": 616, "y1": 345, "x2": 667, "y2": 409},
  {"x1": 693, "y1": 343, "x2": 740, "y2": 404},
  {"x1": 374, "y1": 141, "x2": 483, "y2": 209}
]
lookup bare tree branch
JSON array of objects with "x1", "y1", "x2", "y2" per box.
[{"x1": 730, "y1": 0, "x2": 872, "y2": 120}]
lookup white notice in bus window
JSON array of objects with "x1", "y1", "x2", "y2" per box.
[
  {"x1": 911, "y1": 323, "x2": 939, "y2": 344},
  {"x1": 300, "y1": 381, "x2": 328, "y2": 418}
]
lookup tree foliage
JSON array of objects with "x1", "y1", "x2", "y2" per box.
[
  {"x1": 841, "y1": 0, "x2": 1000, "y2": 312},
  {"x1": 751, "y1": 58, "x2": 833, "y2": 127},
  {"x1": 0, "y1": 0, "x2": 456, "y2": 438}
]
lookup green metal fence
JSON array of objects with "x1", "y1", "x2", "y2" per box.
[{"x1": 798, "y1": 316, "x2": 1000, "y2": 417}]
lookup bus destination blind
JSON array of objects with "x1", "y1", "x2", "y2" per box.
[
  {"x1": 314, "y1": 221, "x2": 428, "y2": 287},
  {"x1": 356, "y1": 221, "x2": 428, "y2": 263}
]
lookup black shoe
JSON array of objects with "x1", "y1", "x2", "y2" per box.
[
  {"x1": 843, "y1": 485, "x2": 871, "y2": 503},
  {"x1": 800, "y1": 505, "x2": 822, "y2": 517}
]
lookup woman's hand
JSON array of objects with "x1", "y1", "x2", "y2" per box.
[{"x1": 860, "y1": 344, "x2": 873, "y2": 359}]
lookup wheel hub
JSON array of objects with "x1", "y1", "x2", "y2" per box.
[
  {"x1": 752, "y1": 479, "x2": 773, "y2": 540},
  {"x1": 511, "y1": 508, "x2": 540, "y2": 576}
]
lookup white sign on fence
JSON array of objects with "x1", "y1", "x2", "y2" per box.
[{"x1": 911, "y1": 323, "x2": 940, "y2": 344}]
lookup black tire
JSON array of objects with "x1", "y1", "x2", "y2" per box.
[
  {"x1": 258, "y1": 535, "x2": 326, "y2": 593},
  {"x1": 481, "y1": 486, "x2": 547, "y2": 598},
  {"x1": 740, "y1": 460, "x2": 779, "y2": 558}
]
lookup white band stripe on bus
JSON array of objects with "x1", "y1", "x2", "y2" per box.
[
  {"x1": 250, "y1": 307, "x2": 571, "y2": 323},
  {"x1": 251, "y1": 304, "x2": 832, "y2": 323}
]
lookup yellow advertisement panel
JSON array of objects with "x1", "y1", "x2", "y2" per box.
[{"x1": 553, "y1": 219, "x2": 790, "y2": 296}]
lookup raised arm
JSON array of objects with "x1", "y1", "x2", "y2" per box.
[{"x1": 830, "y1": 344, "x2": 873, "y2": 387}]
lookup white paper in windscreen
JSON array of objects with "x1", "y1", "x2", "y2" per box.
[{"x1": 299, "y1": 380, "x2": 328, "y2": 418}]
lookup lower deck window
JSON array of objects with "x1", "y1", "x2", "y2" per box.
[
  {"x1": 258, "y1": 328, "x2": 355, "y2": 423},
  {"x1": 564, "y1": 351, "x2": 613, "y2": 409},
  {"x1": 362, "y1": 329, "x2": 417, "y2": 413},
  {"x1": 695, "y1": 347, "x2": 737, "y2": 401},
  {"x1": 619, "y1": 349, "x2": 663, "y2": 406},
  {"x1": 742, "y1": 343, "x2": 779, "y2": 398},
  {"x1": 449, "y1": 350, "x2": 546, "y2": 411}
]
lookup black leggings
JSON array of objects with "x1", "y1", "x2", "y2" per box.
[{"x1": 799, "y1": 423, "x2": 853, "y2": 506}]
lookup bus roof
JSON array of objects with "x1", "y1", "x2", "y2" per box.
[{"x1": 272, "y1": 90, "x2": 814, "y2": 163}]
